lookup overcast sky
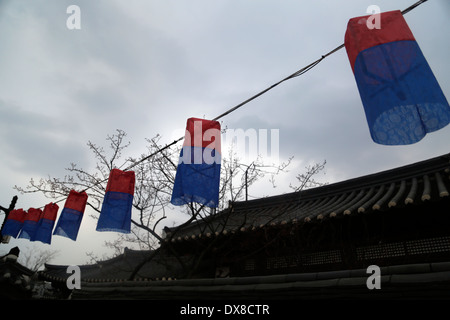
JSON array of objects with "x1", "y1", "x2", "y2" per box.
[{"x1": 1, "y1": 0, "x2": 449, "y2": 266}]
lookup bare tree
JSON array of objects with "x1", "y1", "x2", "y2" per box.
[
  {"x1": 289, "y1": 159, "x2": 327, "y2": 191},
  {"x1": 18, "y1": 246, "x2": 60, "y2": 272},
  {"x1": 14, "y1": 129, "x2": 324, "y2": 278},
  {"x1": 14, "y1": 130, "x2": 175, "y2": 256}
]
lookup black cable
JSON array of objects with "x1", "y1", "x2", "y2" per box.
[
  {"x1": 212, "y1": 0, "x2": 427, "y2": 122},
  {"x1": 401, "y1": 0, "x2": 428, "y2": 15}
]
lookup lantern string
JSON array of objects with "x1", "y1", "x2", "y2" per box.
[{"x1": 123, "y1": 0, "x2": 427, "y2": 170}]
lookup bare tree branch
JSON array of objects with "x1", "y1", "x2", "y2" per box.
[{"x1": 13, "y1": 129, "x2": 326, "y2": 280}]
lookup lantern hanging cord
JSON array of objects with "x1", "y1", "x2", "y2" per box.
[
  {"x1": 125, "y1": 0, "x2": 427, "y2": 171},
  {"x1": 42, "y1": 0, "x2": 428, "y2": 207},
  {"x1": 210, "y1": 0, "x2": 428, "y2": 122}
]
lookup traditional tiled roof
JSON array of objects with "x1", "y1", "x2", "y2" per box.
[
  {"x1": 40, "y1": 248, "x2": 186, "y2": 284},
  {"x1": 0, "y1": 248, "x2": 35, "y2": 299},
  {"x1": 165, "y1": 153, "x2": 450, "y2": 242},
  {"x1": 39, "y1": 154, "x2": 450, "y2": 299},
  {"x1": 71, "y1": 261, "x2": 450, "y2": 300}
]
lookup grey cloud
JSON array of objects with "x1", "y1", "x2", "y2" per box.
[{"x1": 0, "y1": 100, "x2": 87, "y2": 175}]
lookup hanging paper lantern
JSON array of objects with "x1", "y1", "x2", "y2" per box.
[
  {"x1": 1, "y1": 209, "x2": 26, "y2": 238},
  {"x1": 96, "y1": 169, "x2": 135, "y2": 233},
  {"x1": 33, "y1": 202, "x2": 59, "y2": 244},
  {"x1": 53, "y1": 190, "x2": 88, "y2": 241},
  {"x1": 18, "y1": 208, "x2": 43, "y2": 240},
  {"x1": 344, "y1": 10, "x2": 450, "y2": 145},
  {"x1": 171, "y1": 117, "x2": 221, "y2": 208}
]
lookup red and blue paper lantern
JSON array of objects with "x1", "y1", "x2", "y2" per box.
[
  {"x1": 53, "y1": 190, "x2": 88, "y2": 241},
  {"x1": 345, "y1": 10, "x2": 450, "y2": 145},
  {"x1": 96, "y1": 169, "x2": 135, "y2": 233},
  {"x1": 1, "y1": 209, "x2": 26, "y2": 238},
  {"x1": 171, "y1": 118, "x2": 221, "y2": 208},
  {"x1": 33, "y1": 202, "x2": 59, "y2": 244},
  {"x1": 18, "y1": 208, "x2": 42, "y2": 240}
]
